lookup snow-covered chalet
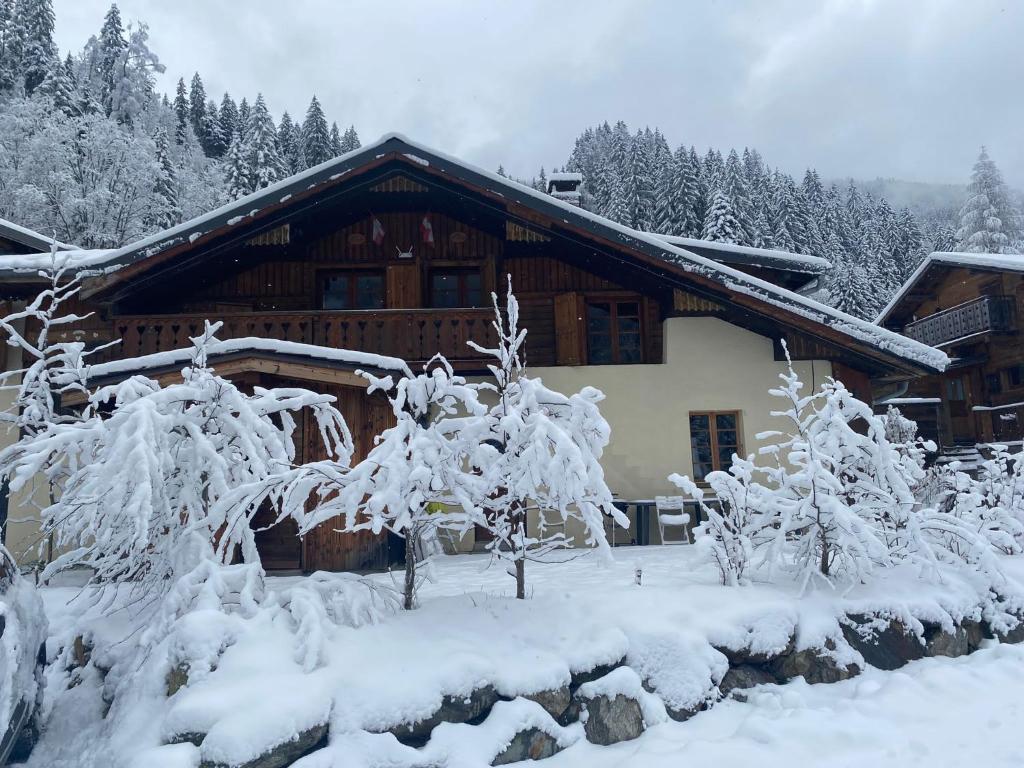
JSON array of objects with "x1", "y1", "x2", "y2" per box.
[{"x1": 0, "y1": 134, "x2": 948, "y2": 572}]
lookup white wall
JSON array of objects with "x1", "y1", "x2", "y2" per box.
[{"x1": 530, "y1": 316, "x2": 830, "y2": 501}]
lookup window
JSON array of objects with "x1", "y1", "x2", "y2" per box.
[
  {"x1": 321, "y1": 271, "x2": 384, "y2": 310},
  {"x1": 430, "y1": 269, "x2": 482, "y2": 308},
  {"x1": 986, "y1": 373, "x2": 1003, "y2": 395},
  {"x1": 689, "y1": 411, "x2": 741, "y2": 482},
  {"x1": 946, "y1": 378, "x2": 965, "y2": 401},
  {"x1": 1006, "y1": 365, "x2": 1024, "y2": 389},
  {"x1": 586, "y1": 300, "x2": 642, "y2": 365}
]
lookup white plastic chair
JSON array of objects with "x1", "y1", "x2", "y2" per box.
[{"x1": 655, "y1": 495, "x2": 692, "y2": 545}]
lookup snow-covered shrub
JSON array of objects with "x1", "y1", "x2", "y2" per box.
[
  {"x1": 243, "y1": 355, "x2": 487, "y2": 611},
  {"x1": 935, "y1": 446, "x2": 1024, "y2": 557},
  {"x1": 0, "y1": 248, "x2": 110, "y2": 564},
  {"x1": 465, "y1": 279, "x2": 626, "y2": 599},
  {"x1": 670, "y1": 456, "x2": 771, "y2": 585},
  {"x1": 0, "y1": 546, "x2": 47, "y2": 753},
  {"x1": 672, "y1": 349, "x2": 1010, "y2": 590},
  {"x1": 0, "y1": 322, "x2": 350, "y2": 632}
]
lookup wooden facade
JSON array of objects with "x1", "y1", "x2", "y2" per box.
[
  {"x1": 881, "y1": 262, "x2": 1024, "y2": 447},
  {"x1": 16, "y1": 144, "x2": 938, "y2": 572}
]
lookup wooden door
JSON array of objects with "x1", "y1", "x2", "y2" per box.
[
  {"x1": 252, "y1": 503, "x2": 302, "y2": 571},
  {"x1": 945, "y1": 374, "x2": 974, "y2": 443},
  {"x1": 302, "y1": 385, "x2": 402, "y2": 572}
]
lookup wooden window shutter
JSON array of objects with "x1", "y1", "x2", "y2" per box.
[
  {"x1": 554, "y1": 292, "x2": 584, "y2": 365},
  {"x1": 386, "y1": 263, "x2": 420, "y2": 309}
]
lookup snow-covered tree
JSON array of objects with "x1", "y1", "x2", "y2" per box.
[
  {"x1": 670, "y1": 455, "x2": 771, "y2": 586},
  {"x1": 329, "y1": 120, "x2": 342, "y2": 156},
  {"x1": 224, "y1": 130, "x2": 250, "y2": 200},
  {"x1": 245, "y1": 93, "x2": 286, "y2": 191},
  {"x1": 15, "y1": 0, "x2": 56, "y2": 94},
  {"x1": 301, "y1": 95, "x2": 332, "y2": 168},
  {"x1": 188, "y1": 72, "x2": 207, "y2": 147},
  {"x1": 277, "y1": 110, "x2": 302, "y2": 174},
  {"x1": 148, "y1": 127, "x2": 180, "y2": 229},
  {"x1": 956, "y1": 147, "x2": 1021, "y2": 254},
  {"x1": 96, "y1": 2, "x2": 126, "y2": 115},
  {"x1": 702, "y1": 189, "x2": 743, "y2": 244},
  {"x1": 0, "y1": 322, "x2": 350, "y2": 625},
  {"x1": 272, "y1": 361, "x2": 484, "y2": 610},
  {"x1": 172, "y1": 76, "x2": 188, "y2": 144},
  {"x1": 340, "y1": 124, "x2": 360, "y2": 153},
  {"x1": 218, "y1": 92, "x2": 239, "y2": 148},
  {"x1": 465, "y1": 280, "x2": 626, "y2": 599}
]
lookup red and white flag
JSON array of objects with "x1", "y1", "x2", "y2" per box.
[
  {"x1": 420, "y1": 215, "x2": 434, "y2": 244},
  {"x1": 372, "y1": 217, "x2": 385, "y2": 245}
]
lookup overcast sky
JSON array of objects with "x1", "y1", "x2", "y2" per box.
[{"x1": 52, "y1": 0, "x2": 1024, "y2": 187}]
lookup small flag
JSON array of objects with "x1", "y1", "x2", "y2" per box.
[
  {"x1": 420, "y1": 215, "x2": 434, "y2": 244},
  {"x1": 372, "y1": 217, "x2": 385, "y2": 245}
]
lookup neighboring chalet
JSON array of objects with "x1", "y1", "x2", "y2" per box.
[
  {"x1": 0, "y1": 134, "x2": 946, "y2": 572},
  {"x1": 0, "y1": 217, "x2": 71, "y2": 255},
  {"x1": 878, "y1": 251, "x2": 1024, "y2": 453}
]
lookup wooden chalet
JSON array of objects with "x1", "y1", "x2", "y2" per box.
[
  {"x1": 878, "y1": 251, "x2": 1024, "y2": 451},
  {"x1": 0, "y1": 134, "x2": 946, "y2": 572}
]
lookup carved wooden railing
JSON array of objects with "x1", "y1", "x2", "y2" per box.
[
  {"x1": 903, "y1": 295, "x2": 1017, "y2": 347},
  {"x1": 104, "y1": 309, "x2": 499, "y2": 364}
]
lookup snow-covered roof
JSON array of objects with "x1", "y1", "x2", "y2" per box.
[
  {"x1": 0, "y1": 217, "x2": 74, "y2": 253},
  {"x1": 85, "y1": 337, "x2": 412, "y2": 382},
  {"x1": 0, "y1": 248, "x2": 119, "y2": 280},
  {"x1": 877, "y1": 251, "x2": 1024, "y2": 325},
  {"x1": 82, "y1": 133, "x2": 946, "y2": 374},
  {"x1": 548, "y1": 172, "x2": 583, "y2": 182},
  {"x1": 652, "y1": 234, "x2": 831, "y2": 275}
]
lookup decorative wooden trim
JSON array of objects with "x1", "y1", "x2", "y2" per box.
[
  {"x1": 369, "y1": 175, "x2": 428, "y2": 193},
  {"x1": 245, "y1": 223, "x2": 290, "y2": 246},
  {"x1": 673, "y1": 288, "x2": 724, "y2": 314},
  {"x1": 506, "y1": 220, "x2": 550, "y2": 243}
]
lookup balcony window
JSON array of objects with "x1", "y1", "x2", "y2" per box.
[
  {"x1": 689, "y1": 411, "x2": 742, "y2": 482},
  {"x1": 586, "y1": 300, "x2": 642, "y2": 364},
  {"x1": 1007, "y1": 365, "x2": 1024, "y2": 389},
  {"x1": 321, "y1": 271, "x2": 384, "y2": 310},
  {"x1": 986, "y1": 373, "x2": 1003, "y2": 395},
  {"x1": 431, "y1": 269, "x2": 482, "y2": 308}
]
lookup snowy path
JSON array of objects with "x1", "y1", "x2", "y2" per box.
[{"x1": 549, "y1": 644, "x2": 1024, "y2": 768}]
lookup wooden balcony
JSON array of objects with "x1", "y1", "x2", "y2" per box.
[
  {"x1": 903, "y1": 295, "x2": 1016, "y2": 347},
  {"x1": 104, "y1": 309, "x2": 499, "y2": 365}
]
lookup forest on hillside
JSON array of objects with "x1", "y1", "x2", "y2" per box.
[
  {"x1": 0, "y1": 0, "x2": 1021, "y2": 320},
  {"x1": 0, "y1": 1, "x2": 359, "y2": 251},
  {"x1": 541, "y1": 123, "x2": 1023, "y2": 318}
]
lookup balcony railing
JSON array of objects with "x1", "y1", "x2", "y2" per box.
[
  {"x1": 103, "y1": 309, "x2": 499, "y2": 364},
  {"x1": 903, "y1": 295, "x2": 1017, "y2": 347}
]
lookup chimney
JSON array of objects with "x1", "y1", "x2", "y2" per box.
[{"x1": 546, "y1": 172, "x2": 584, "y2": 207}]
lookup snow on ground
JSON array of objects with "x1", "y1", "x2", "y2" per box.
[
  {"x1": 23, "y1": 546, "x2": 1024, "y2": 768},
  {"x1": 546, "y1": 643, "x2": 1024, "y2": 768}
]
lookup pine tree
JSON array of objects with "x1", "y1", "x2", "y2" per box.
[
  {"x1": 218, "y1": 92, "x2": 239, "y2": 147},
  {"x1": 277, "y1": 111, "x2": 302, "y2": 174},
  {"x1": 623, "y1": 132, "x2": 653, "y2": 230},
  {"x1": 245, "y1": 93, "x2": 286, "y2": 191},
  {"x1": 0, "y1": 0, "x2": 15, "y2": 91},
  {"x1": 653, "y1": 148, "x2": 681, "y2": 234},
  {"x1": 329, "y1": 121, "x2": 342, "y2": 156},
  {"x1": 237, "y1": 96, "x2": 250, "y2": 137},
  {"x1": 225, "y1": 131, "x2": 250, "y2": 200},
  {"x1": 36, "y1": 51, "x2": 76, "y2": 115},
  {"x1": 188, "y1": 72, "x2": 207, "y2": 151},
  {"x1": 172, "y1": 77, "x2": 188, "y2": 144},
  {"x1": 203, "y1": 98, "x2": 226, "y2": 157},
  {"x1": 340, "y1": 125, "x2": 360, "y2": 152},
  {"x1": 17, "y1": 0, "x2": 56, "y2": 94},
  {"x1": 702, "y1": 189, "x2": 743, "y2": 244},
  {"x1": 956, "y1": 147, "x2": 1021, "y2": 254},
  {"x1": 932, "y1": 224, "x2": 957, "y2": 252},
  {"x1": 149, "y1": 127, "x2": 180, "y2": 230},
  {"x1": 301, "y1": 95, "x2": 332, "y2": 168},
  {"x1": 722, "y1": 149, "x2": 755, "y2": 245},
  {"x1": 97, "y1": 3, "x2": 126, "y2": 115}
]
